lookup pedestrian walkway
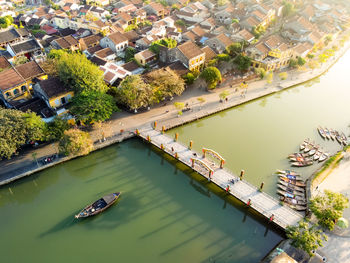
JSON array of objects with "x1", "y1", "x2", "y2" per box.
[{"x1": 137, "y1": 125, "x2": 303, "y2": 230}]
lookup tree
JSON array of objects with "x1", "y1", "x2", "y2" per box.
[
  {"x1": 286, "y1": 220, "x2": 327, "y2": 257},
  {"x1": 254, "y1": 67, "x2": 266, "y2": 79},
  {"x1": 13, "y1": 56, "x2": 29, "y2": 66},
  {"x1": 251, "y1": 25, "x2": 265, "y2": 39},
  {"x1": 171, "y1": 4, "x2": 179, "y2": 10},
  {"x1": 174, "y1": 102, "x2": 185, "y2": 115},
  {"x1": 318, "y1": 54, "x2": 328, "y2": 64},
  {"x1": 234, "y1": 54, "x2": 251, "y2": 71},
  {"x1": 59, "y1": 129, "x2": 93, "y2": 156},
  {"x1": 279, "y1": 72, "x2": 288, "y2": 80},
  {"x1": 282, "y1": 1, "x2": 296, "y2": 17},
  {"x1": 0, "y1": 108, "x2": 46, "y2": 159},
  {"x1": 216, "y1": 54, "x2": 230, "y2": 62},
  {"x1": 70, "y1": 91, "x2": 118, "y2": 124},
  {"x1": 226, "y1": 43, "x2": 242, "y2": 56},
  {"x1": 200, "y1": 67, "x2": 222, "y2": 90},
  {"x1": 297, "y1": 57, "x2": 306, "y2": 66},
  {"x1": 149, "y1": 38, "x2": 177, "y2": 54},
  {"x1": 310, "y1": 190, "x2": 349, "y2": 230},
  {"x1": 219, "y1": 90, "x2": 230, "y2": 101},
  {"x1": 183, "y1": 72, "x2": 195, "y2": 85},
  {"x1": 289, "y1": 58, "x2": 298, "y2": 68},
  {"x1": 217, "y1": 0, "x2": 228, "y2": 6},
  {"x1": 0, "y1": 15, "x2": 13, "y2": 28},
  {"x1": 45, "y1": 116, "x2": 71, "y2": 141},
  {"x1": 308, "y1": 60, "x2": 319, "y2": 71},
  {"x1": 231, "y1": 18, "x2": 239, "y2": 24},
  {"x1": 113, "y1": 75, "x2": 152, "y2": 111},
  {"x1": 307, "y1": 53, "x2": 315, "y2": 59},
  {"x1": 324, "y1": 35, "x2": 332, "y2": 46},
  {"x1": 146, "y1": 68, "x2": 185, "y2": 103},
  {"x1": 125, "y1": 47, "x2": 137, "y2": 63},
  {"x1": 54, "y1": 51, "x2": 108, "y2": 93}
]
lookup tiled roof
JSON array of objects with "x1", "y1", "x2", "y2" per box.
[
  {"x1": 80, "y1": 34, "x2": 102, "y2": 47},
  {"x1": 201, "y1": 46, "x2": 216, "y2": 62},
  {"x1": 0, "y1": 28, "x2": 21, "y2": 45},
  {"x1": 87, "y1": 45, "x2": 103, "y2": 55},
  {"x1": 37, "y1": 77, "x2": 71, "y2": 98},
  {"x1": 0, "y1": 56, "x2": 11, "y2": 70},
  {"x1": 191, "y1": 26, "x2": 206, "y2": 37},
  {"x1": 255, "y1": 41, "x2": 269, "y2": 54},
  {"x1": 237, "y1": 29, "x2": 254, "y2": 41},
  {"x1": 122, "y1": 60, "x2": 140, "y2": 71},
  {"x1": 177, "y1": 41, "x2": 204, "y2": 60},
  {"x1": 54, "y1": 35, "x2": 79, "y2": 49},
  {"x1": 95, "y1": 47, "x2": 114, "y2": 58},
  {"x1": 216, "y1": 33, "x2": 233, "y2": 47},
  {"x1": 0, "y1": 68, "x2": 25, "y2": 91},
  {"x1": 15, "y1": 61, "x2": 45, "y2": 80},
  {"x1": 11, "y1": 39, "x2": 41, "y2": 55},
  {"x1": 108, "y1": 32, "x2": 128, "y2": 45},
  {"x1": 136, "y1": 49, "x2": 156, "y2": 60}
]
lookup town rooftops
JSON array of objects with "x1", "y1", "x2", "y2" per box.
[
  {"x1": 0, "y1": 28, "x2": 22, "y2": 45},
  {"x1": 53, "y1": 35, "x2": 79, "y2": 49},
  {"x1": 37, "y1": 77, "x2": 71, "y2": 99},
  {"x1": 216, "y1": 33, "x2": 234, "y2": 47},
  {"x1": 0, "y1": 56, "x2": 11, "y2": 70},
  {"x1": 108, "y1": 31, "x2": 128, "y2": 45},
  {"x1": 0, "y1": 68, "x2": 25, "y2": 91},
  {"x1": 237, "y1": 29, "x2": 255, "y2": 42},
  {"x1": 177, "y1": 41, "x2": 204, "y2": 60},
  {"x1": 15, "y1": 61, "x2": 45, "y2": 81},
  {"x1": 94, "y1": 47, "x2": 114, "y2": 59},
  {"x1": 201, "y1": 46, "x2": 216, "y2": 62},
  {"x1": 135, "y1": 49, "x2": 156, "y2": 60},
  {"x1": 80, "y1": 34, "x2": 102, "y2": 48}
]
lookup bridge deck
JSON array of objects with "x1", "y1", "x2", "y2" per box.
[{"x1": 138, "y1": 126, "x2": 303, "y2": 230}]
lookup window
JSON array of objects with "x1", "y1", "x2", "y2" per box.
[
  {"x1": 13, "y1": 89, "x2": 19, "y2": 95},
  {"x1": 5, "y1": 92, "x2": 11, "y2": 98},
  {"x1": 55, "y1": 99, "x2": 60, "y2": 106},
  {"x1": 61, "y1": 97, "x2": 67, "y2": 104},
  {"x1": 21, "y1": 86, "x2": 26, "y2": 92}
]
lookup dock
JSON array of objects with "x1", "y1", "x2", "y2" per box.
[{"x1": 137, "y1": 125, "x2": 303, "y2": 230}]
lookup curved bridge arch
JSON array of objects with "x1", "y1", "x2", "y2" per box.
[
  {"x1": 202, "y1": 148, "x2": 225, "y2": 168},
  {"x1": 191, "y1": 158, "x2": 213, "y2": 177}
]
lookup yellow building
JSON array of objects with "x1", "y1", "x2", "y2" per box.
[
  {"x1": 176, "y1": 41, "x2": 205, "y2": 71},
  {"x1": 0, "y1": 68, "x2": 28, "y2": 103},
  {"x1": 34, "y1": 77, "x2": 74, "y2": 110}
]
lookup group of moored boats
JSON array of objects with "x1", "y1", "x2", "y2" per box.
[
  {"x1": 288, "y1": 139, "x2": 329, "y2": 167},
  {"x1": 275, "y1": 170, "x2": 307, "y2": 211},
  {"x1": 318, "y1": 126, "x2": 348, "y2": 145}
]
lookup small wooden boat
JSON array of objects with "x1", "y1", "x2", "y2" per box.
[
  {"x1": 313, "y1": 150, "x2": 321, "y2": 161},
  {"x1": 308, "y1": 146, "x2": 319, "y2": 156},
  {"x1": 324, "y1": 128, "x2": 331, "y2": 140},
  {"x1": 280, "y1": 199, "x2": 307, "y2": 211},
  {"x1": 278, "y1": 173, "x2": 302, "y2": 181},
  {"x1": 299, "y1": 138, "x2": 310, "y2": 150},
  {"x1": 291, "y1": 160, "x2": 313, "y2": 167},
  {"x1": 280, "y1": 196, "x2": 307, "y2": 206},
  {"x1": 279, "y1": 177, "x2": 306, "y2": 187},
  {"x1": 334, "y1": 130, "x2": 343, "y2": 145},
  {"x1": 75, "y1": 192, "x2": 121, "y2": 219},
  {"x1": 329, "y1": 128, "x2": 336, "y2": 140},
  {"x1": 278, "y1": 185, "x2": 305, "y2": 196},
  {"x1": 317, "y1": 126, "x2": 327, "y2": 139},
  {"x1": 277, "y1": 190, "x2": 305, "y2": 201},
  {"x1": 276, "y1": 170, "x2": 300, "y2": 176},
  {"x1": 303, "y1": 143, "x2": 313, "y2": 153},
  {"x1": 288, "y1": 153, "x2": 308, "y2": 159},
  {"x1": 319, "y1": 153, "x2": 328, "y2": 162},
  {"x1": 341, "y1": 132, "x2": 347, "y2": 146},
  {"x1": 278, "y1": 181, "x2": 305, "y2": 192}
]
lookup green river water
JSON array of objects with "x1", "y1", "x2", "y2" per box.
[{"x1": 1, "y1": 50, "x2": 350, "y2": 263}]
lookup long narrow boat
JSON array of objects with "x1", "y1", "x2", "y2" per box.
[
  {"x1": 324, "y1": 128, "x2": 331, "y2": 140},
  {"x1": 341, "y1": 132, "x2": 348, "y2": 146},
  {"x1": 299, "y1": 138, "x2": 310, "y2": 151},
  {"x1": 308, "y1": 147, "x2": 319, "y2": 156},
  {"x1": 75, "y1": 192, "x2": 121, "y2": 219},
  {"x1": 279, "y1": 177, "x2": 306, "y2": 187},
  {"x1": 335, "y1": 130, "x2": 343, "y2": 145},
  {"x1": 280, "y1": 196, "x2": 307, "y2": 206},
  {"x1": 277, "y1": 174, "x2": 302, "y2": 181},
  {"x1": 303, "y1": 143, "x2": 313, "y2": 153},
  {"x1": 277, "y1": 190, "x2": 305, "y2": 201},
  {"x1": 291, "y1": 160, "x2": 313, "y2": 167},
  {"x1": 276, "y1": 170, "x2": 300, "y2": 176},
  {"x1": 317, "y1": 126, "x2": 327, "y2": 139},
  {"x1": 277, "y1": 185, "x2": 305, "y2": 196},
  {"x1": 288, "y1": 153, "x2": 308, "y2": 159},
  {"x1": 319, "y1": 153, "x2": 329, "y2": 162},
  {"x1": 313, "y1": 150, "x2": 321, "y2": 161},
  {"x1": 329, "y1": 128, "x2": 336, "y2": 140},
  {"x1": 278, "y1": 181, "x2": 305, "y2": 192}
]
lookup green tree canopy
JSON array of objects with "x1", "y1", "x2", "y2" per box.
[
  {"x1": 59, "y1": 129, "x2": 93, "y2": 156},
  {"x1": 297, "y1": 57, "x2": 306, "y2": 66},
  {"x1": 310, "y1": 190, "x2": 349, "y2": 230},
  {"x1": 146, "y1": 68, "x2": 185, "y2": 104},
  {"x1": 0, "y1": 108, "x2": 46, "y2": 159},
  {"x1": 113, "y1": 75, "x2": 152, "y2": 110},
  {"x1": 251, "y1": 25, "x2": 265, "y2": 39},
  {"x1": 226, "y1": 42, "x2": 242, "y2": 56},
  {"x1": 234, "y1": 54, "x2": 251, "y2": 71},
  {"x1": 149, "y1": 38, "x2": 177, "y2": 54},
  {"x1": 53, "y1": 50, "x2": 108, "y2": 93},
  {"x1": 254, "y1": 67, "x2": 266, "y2": 79},
  {"x1": 45, "y1": 116, "x2": 71, "y2": 141},
  {"x1": 70, "y1": 90, "x2": 118, "y2": 124},
  {"x1": 286, "y1": 220, "x2": 327, "y2": 257},
  {"x1": 0, "y1": 15, "x2": 14, "y2": 29},
  {"x1": 125, "y1": 47, "x2": 137, "y2": 63},
  {"x1": 282, "y1": 1, "x2": 296, "y2": 17},
  {"x1": 216, "y1": 54, "x2": 231, "y2": 62},
  {"x1": 200, "y1": 67, "x2": 222, "y2": 90},
  {"x1": 289, "y1": 58, "x2": 298, "y2": 68}
]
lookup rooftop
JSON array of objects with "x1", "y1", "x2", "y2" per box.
[
  {"x1": 0, "y1": 68, "x2": 25, "y2": 92},
  {"x1": 177, "y1": 41, "x2": 204, "y2": 60}
]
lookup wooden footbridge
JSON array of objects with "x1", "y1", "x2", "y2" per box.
[{"x1": 136, "y1": 125, "x2": 303, "y2": 230}]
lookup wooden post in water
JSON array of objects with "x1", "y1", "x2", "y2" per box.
[
  {"x1": 247, "y1": 199, "x2": 251, "y2": 206},
  {"x1": 191, "y1": 158, "x2": 195, "y2": 168},
  {"x1": 154, "y1": 121, "x2": 157, "y2": 129},
  {"x1": 175, "y1": 133, "x2": 179, "y2": 142},
  {"x1": 202, "y1": 149, "x2": 206, "y2": 158},
  {"x1": 220, "y1": 159, "x2": 225, "y2": 169},
  {"x1": 160, "y1": 144, "x2": 164, "y2": 150},
  {"x1": 147, "y1": 135, "x2": 151, "y2": 142},
  {"x1": 240, "y1": 170, "x2": 245, "y2": 180},
  {"x1": 175, "y1": 152, "x2": 178, "y2": 159},
  {"x1": 135, "y1": 129, "x2": 140, "y2": 135},
  {"x1": 189, "y1": 140, "x2": 193, "y2": 150},
  {"x1": 260, "y1": 182, "x2": 264, "y2": 191},
  {"x1": 162, "y1": 126, "x2": 165, "y2": 134}
]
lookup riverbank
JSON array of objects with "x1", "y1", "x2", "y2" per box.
[{"x1": 1, "y1": 35, "x2": 350, "y2": 187}]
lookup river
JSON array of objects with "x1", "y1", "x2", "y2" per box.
[{"x1": 1, "y1": 50, "x2": 350, "y2": 263}]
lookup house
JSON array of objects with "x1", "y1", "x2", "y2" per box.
[
  {"x1": 51, "y1": 35, "x2": 80, "y2": 51},
  {"x1": 292, "y1": 42, "x2": 313, "y2": 59},
  {"x1": 233, "y1": 29, "x2": 255, "y2": 43},
  {"x1": 175, "y1": 41, "x2": 205, "y2": 71},
  {"x1": 134, "y1": 49, "x2": 157, "y2": 66},
  {"x1": 0, "y1": 27, "x2": 30, "y2": 48},
  {"x1": 34, "y1": 77, "x2": 74, "y2": 110},
  {"x1": 121, "y1": 60, "x2": 144, "y2": 75},
  {"x1": 240, "y1": 16, "x2": 261, "y2": 31},
  {"x1": 100, "y1": 32, "x2": 129, "y2": 54},
  {"x1": 143, "y1": 2, "x2": 168, "y2": 19},
  {"x1": 93, "y1": 47, "x2": 116, "y2": 61},
  {"x1": 99, "y1": 62, "x2": 131, "y2": 85},
  {"x1": 0, "y1": 68, "x2": 27, "y2": 106},
  {"x1": 84, "y1": 45, "x2": 103, "y2": 57},
  {"x1": 205, "y1": 33, "x2": 234, "y2": 53},
  {"x1": 201, "y1": 46, "x2": 216, "y2": 64},
  {"x1": 6, "y1": 38, "x2": 43, "y2": 61},
  {"x1": 86, "y1": 0, "x2": 109, "y2": 6},
  {"x1": 15, "y1": 60, "x2": 47, "y2": 91},
  {"x1": 79, "y1": 34, "x2": 102, "y2": 50},
  {"x1": 123, "y1": 30, "x2": 141, "y2": 47},
  {"x1": 0, "y1": 56, "x2": 11, "y2": 71}
]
